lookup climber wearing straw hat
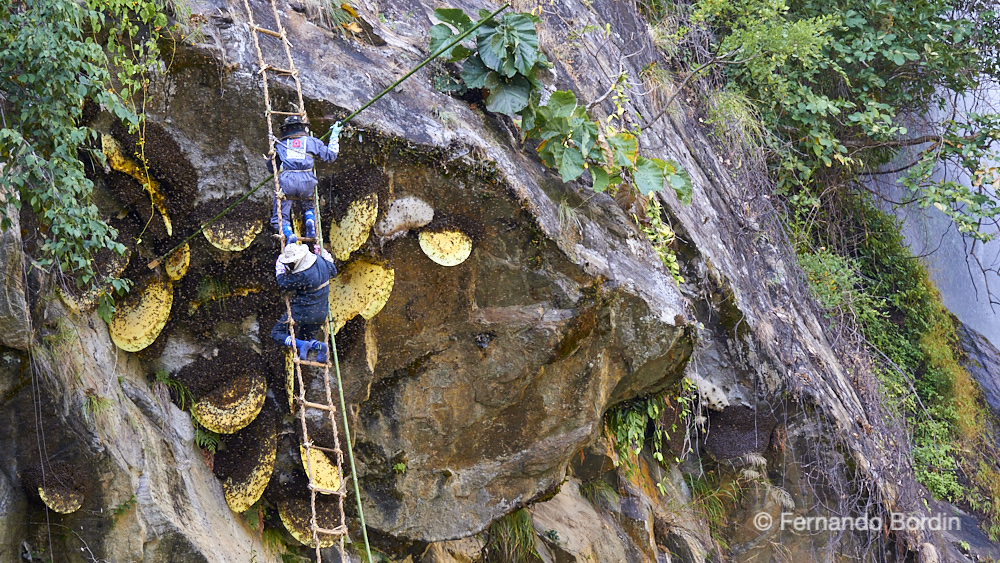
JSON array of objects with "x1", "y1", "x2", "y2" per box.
[{"x1": 271, "y1": 242, "x2": 337, "y2": 362}]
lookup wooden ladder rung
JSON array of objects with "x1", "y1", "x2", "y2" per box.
[
  {"x1": 308, "y1": 484, "x2": 347, "y2": 495},
  {"x1": 250, "y1": 25, "x2": 283, "y2": 38},
  {"x1": 294, "y1": 358, "x2": 329, "y2": 368},
  {"x1": 270, "y1": 110, "x2": 306, "y2": 116},
  {"x1": 300, "y1": 399, "x2": 336, "y2": 412},
  {"x1": 312, "y1": 525, "x2": 348, "y2": 536},
  {"x1": 264, "y1": 65, "x2": 296, "y2": 75},
  {"x1": 304, "y1": 444, "x2": 342, "y2": 455}
]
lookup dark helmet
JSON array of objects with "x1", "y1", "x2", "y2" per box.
[{"x1": 279, "y1": 115, "x2": 309, "y2": 139}]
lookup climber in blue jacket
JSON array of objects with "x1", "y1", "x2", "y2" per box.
[
  {"x1": 271, "y1": 242, "x2": 337, "y2": 362},
  {"x1": 267, "y1": 116, "x2": 343, "y2": 243}
]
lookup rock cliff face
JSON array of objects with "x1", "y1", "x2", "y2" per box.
[{"x1": 0, "y1": 0, "x2": 996, "y2": 561}]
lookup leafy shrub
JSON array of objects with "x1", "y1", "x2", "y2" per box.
[
  {"x1": 0, "y1": 0, "x2": 169, "y2": 304},
  {"x1": 430, "y1": 8, "x2": 693, "y2": 202},
  {"x1": 797, "y1": 250, "x2": 859, "y2": 310}
]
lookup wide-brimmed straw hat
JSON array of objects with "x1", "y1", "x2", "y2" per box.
[{"x1": 278, "y1": 243, "x2": 316, "y2": 273}]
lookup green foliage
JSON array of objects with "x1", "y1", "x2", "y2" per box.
[
  {"x1": 484, "y1": 508, "x2": 539, "y2": 563},
  {"x1": 912, "y1": 413, "x2": 964, "y2": 501},
  {"x1": 798, "y1": 249, "x2": 858, "y2": 310},
  {"x1": 154, "y1": 369, "x2": 194, "y2": 411},
  {"x1": 432, "y1": 8, "x2": 693, "y2": 202},
  {"x1": 152, "y1": 370, "x2": 220, "y2": 454},
  {"x1": 790, "y1": 194, "x2": 1000, "y2": 535},
  {"x1": 345, "y1": 542, "x2": 391, "y2": 563},
  {"x1": 0, "y1": 0, "x2": 169, "y2": 304},
  {"x1": 680, "y1": 0, "x2": 1000, "y2": 239},
  {"x1": 430, "y1": 9, "x2": 547, "y2": 114},
  {"x1": 195, "y1": 426, "x2": 220, "y2": 454},
  {"x1": 580, "y1": 479, "x2": 620, "y2": 510},
  {"x1": 261, "y1": 528, "x2": 286, "y2": 555},
  {"x1": 683, "y1": 469, "x2": 751, "y2": 550},
  {"x1": 393, "y1": 462, "x2": 406, "y2": 474},
  {"x1": 196, "y1": 276, "x2": 231, "y2": 311},
  {"x1": 523, "y1": 88, "x2": 692, "y2": 201},
  {"x1": 111, "y1": 494, "x2": 137, "y2": 529},
  {"x1": 605, "y1": 378, "x2": 694, "y2": 478},
  {"x1": 82, "y1": 388, "x2": 113, "y2": 423},
  {"x1": 636, "y1": 197, "x2": 684, "y2": 284}
]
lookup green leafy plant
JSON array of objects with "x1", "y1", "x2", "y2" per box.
[
  {"x1": 682, "y1": 469, "x2": 752, "y2": 550},
  {"x1": 195, "y1": 426, "x2": 220, "y2": 454},
  {"x1": 430, "y1": 9, "x2": 548, "y2": 115},
  {"x1": 521, "y1": 89, "x2": 692, "y2": 201},
  {"x1": 636, "y1": 197, "x2": 684, "y2": 283},
  {"x1": 82, "y1": 388, "x2": 113, "y2": 423},
  {"x1": 431, "y1": 7, "x2": 693, "y2": 203},
  {"x1": 678, "y1": 0, "x2": 1000, "y2": 239},
  {"x1": 484, "y1": 508, "x2": 539, "y2": 563},
  {"x1": 243, "y1": 500, "x2": 265, "y2": 531},
  {"x1": 605, "y1": 378, "x2": 695, "y2": 478},
  {"x1": 580, "y1": 479, "x2": 620, "y2": 510},
  {"x1": 0, "y1": 0, "x2": 170, "y2": 309},
  {"x1": 393, "y1": 462, "x2": 406, "y2": 475},
  {"x1": 154, "y1": 370, "x2": 194, "y2": 411},
  {"x1": 111, "y1": 494, "x2": 137, "y2": 529}
]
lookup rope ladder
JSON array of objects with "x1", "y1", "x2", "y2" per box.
[{"x1": 241, "y1": 0, "x2": 348, "y2": 559}]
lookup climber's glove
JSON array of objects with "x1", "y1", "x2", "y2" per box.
[
  {"x1": 275, "y1": 256, "x2": 286, "y2": 278},
  {"x1": 328, "y1": 121, "x2": 343, "y2": 154},
  {"x1": 315, "y1": 244, "x2": 334, "y2": 262}
]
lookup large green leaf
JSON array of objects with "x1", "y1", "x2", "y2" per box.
[
  {"x1": 664, "y1": 160, "x2": 693, "y2": 204},
  {"x1": 429, "y1": 24, "x2": 459, "y2": 60},
  {"x1": 461, "y1": 54, "x2": 491, "y2": 89},
  {"x1": 505, "y1": 13, "x2": 540, "y2": 75},
  {"x1": 433, "y1": 8, "x2": 473, "y2": 32},
  {"x1": 572, "y1": 119, "x2": 599, "y2": 158},
  {"x1": 477, "y1": 13, "x2": 540, "y2": 78},
  {"x1": 477, "y1": 23, "x2": 507, "y2": 74},
  {"x1": 484, "y1": 72, "x2": 532, "y2": 115},
  {"x1": 518, "y1": 90, "x2": 542, "y2": 132},
  {"x1": 550, "y1": 143, "x2": 586, "y2": 182},
  {"x1": 591, "y1": 165, "x2": 610, "y2": 192},
  {"x1": 634, "y1": 156, "x2": 667, "y2": 195},
  {"x1": 546, "y1": 91, "x2": 578, "y2": 118},
  {"x1": 539, "y1": 116, "x2": 571, "y2": 141},
  {"x1": 608, "y1": 133, "x2": 638, "y2": 167},
  {"x1": 434, "y1": 74, "x2": 466, "y2": 94}
]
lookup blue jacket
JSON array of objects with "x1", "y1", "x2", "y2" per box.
[
  {"x1": 277, "y1": 256, "x2": 337, "y2": 324},
  {"x1": 266, "y1": 135, "x2": 337, "y2": 196}
]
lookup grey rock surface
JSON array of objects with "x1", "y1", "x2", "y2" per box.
[{"x1": 0, "y1": 0, "x2": 992, "y2": 560}]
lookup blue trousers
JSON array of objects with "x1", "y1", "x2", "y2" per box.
[
  {"x1": 270, "y1": 313, "x2": 323, "y2": 344},
  {"x1": 270, "y1": 174, "x2": 317, "y2": 232}
]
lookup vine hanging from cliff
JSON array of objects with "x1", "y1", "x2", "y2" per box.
[{"x1": 0, "y1": 0, "x2": 172, "y2": 318}]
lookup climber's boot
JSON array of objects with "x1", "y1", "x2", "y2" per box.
[
  {"x1": 282, "y1": 224, "x2": 297, "y2": 245},
  {"x1": 313, "y1": 341, "x2": 328, "y2": 363},
  {"x1": 304, "y1": 209, "x2": 316, "y2": 239},
  {"x1": 285, "y1": 336, "x2": 313, "y2": 360}
]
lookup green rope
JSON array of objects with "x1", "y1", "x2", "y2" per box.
[
  {"x1": 333, "y1": 3, "x2": 510, "y2": 129},
  {"x1": 329, "y1": 330, "x2": 374, "y2": 563},
  {"x1": 146, "y1": 173, "x2": 274, "y2": 269}
]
